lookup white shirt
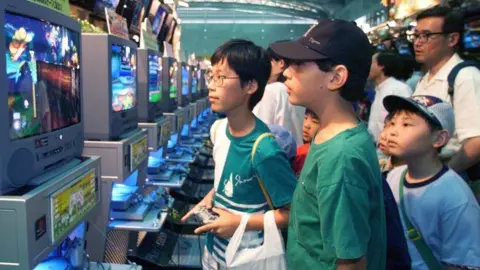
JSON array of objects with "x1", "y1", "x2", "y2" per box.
[
  {"x1": 414, "y1": 53, "x2": 480, "y2": 157},
  {"x1": 253, "y1": 82, "x2": 305, "y2": 145},
  {"x1": 368, "y1": 77, "x2": 412, "y2": 142},
  {"x1": 387, "y1": 166, "x2": 480, "y2": 269}
]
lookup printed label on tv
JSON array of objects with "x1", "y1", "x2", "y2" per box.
[
  {"x1": 5, "y1": 12, "x2": 81, "y2": 141},
  {"x1": 111, "y1": 44, "x2": 137, "y2": 112}
]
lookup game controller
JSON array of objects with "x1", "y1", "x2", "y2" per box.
[{"x1": 192, "y1": 206, "x2": 219, "y2": 224}]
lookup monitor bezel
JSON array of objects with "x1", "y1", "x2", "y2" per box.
[{"x1": 137, "y1": 48, "x2": 165, "y2": 122}]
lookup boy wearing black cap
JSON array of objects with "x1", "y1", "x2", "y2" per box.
[
  {"x1": 383, "y1": 95, "x2": 480, "y2": 269},
  {"x1": 270, "y1": 19, "x2": 386, "y2": 269}
]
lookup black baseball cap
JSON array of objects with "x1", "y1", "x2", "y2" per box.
[{"x1": 270, "y1": 19, "x2": 372, "y2": 85}]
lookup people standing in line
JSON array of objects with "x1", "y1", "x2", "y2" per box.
[
  {"x1": 368, "y1": 52, "x2": 412, "y2": 143},
  {"x1": 271, "y1": 19, "x2": 386, "y2": 270},
  {"x1": 253, "y1": 45, "x2": 306, "y2": 145},
  {"x1": 383, "y1": 95, "x2": 480, "y2": 269},
  {"x1": 412, "y1": 7, "x2": 480, "y2": 185}
]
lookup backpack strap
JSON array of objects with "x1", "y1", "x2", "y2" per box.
[
  {"x1": 447, "y1": 61, "x2": 480, "y2": 106},
  {"x1": 399, "y1": 169, "x2": 443, "y2": 270},
  {"x1": 252, "y1": 133, "x2": 275, "y2": 210}
]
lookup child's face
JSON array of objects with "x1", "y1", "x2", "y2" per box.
[
  {"x1": 283, "y1": 62, "x2": 329, "y2": 108},
  {"x1": 303, "y1": 114, "x2": 320, "y2": 143},
  {"x1": 386, "y1": 111, "x2": 439, "y2": 158},
  {"x1": 208, "y1": 59, "x2": 253, "y2": 113},
  {"x1": 378, "y1": 120, "x2": 391, "y2": 155}
]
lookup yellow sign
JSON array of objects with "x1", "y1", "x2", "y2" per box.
[
  {"x1": 177, "y1": 113, "x2": 184, "y2": 132},
  {"x1": 51, "y1": 169, "x2": 97, "y2": 243},
  {"x1": 29, "y1": 0, "x2": 70, "y2": 16},
  {"x1": 161, "y1": 121, "x2": 172, "y2": 146},
  {"x1": 131, "y1": 136, "x2": 148, "y2": 171}
]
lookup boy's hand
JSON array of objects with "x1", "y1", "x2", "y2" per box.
[
  {"x1": 181, "y1": 189, "x2": 214, "y2": 222},
  {"x1": 194, "y1": 208, "x2": 241, "y2": 238}
]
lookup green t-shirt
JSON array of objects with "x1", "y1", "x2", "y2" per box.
[
  {"x1": 207, "y1": 117, "x2": 297, "y2": 265},
  {"x1": 287, "y1": 123, "x2": 386, "y2": 270}
]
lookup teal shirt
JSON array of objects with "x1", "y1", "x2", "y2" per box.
[
  {"x1": 288, "y1": 123, "x2": 386, "y2": 270},
  {"x1": 207, "y1": 117, "x2": 297, "y2": 264}
]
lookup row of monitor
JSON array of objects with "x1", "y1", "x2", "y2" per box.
[
  {"x1": 71, "y1": 0, "x2": 178, "y2": 44},
  {"x1": 1, "y1": 0, "x2": 207, "y2": 195}
]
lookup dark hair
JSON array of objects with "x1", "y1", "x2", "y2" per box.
[
  {"x1": 305, "y1": 108, "x2": 319, "y2": 119},
  {"x1": 397, "y1": 55, "x2": 417, "y2": 81},
  {"x1": 416, "y1": 6, "x2": 464, "y2": 50},
  {"x1": 267, "y1": 40, "x2": 290, "y2": 83},
  {"x1": 211, "y1": 39, "x2": 271, "y2": 110},
  {"x1": 376, "y1": 52, "x2": 402, "y2": 78}
]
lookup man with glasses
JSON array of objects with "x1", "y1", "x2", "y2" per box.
[{"x1": 412, "y1": 6, "x2": 480, "y2": 184}]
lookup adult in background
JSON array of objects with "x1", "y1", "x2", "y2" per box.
[
  {"x1": 253, "y1": 45, "x2": 305, "y2": 145},
  {"x1": 368, "y1": 52, "x2": 412, "y2": 143},
  {"x1": 412, "y1": 6, "x2": 480, "y2": 183}
]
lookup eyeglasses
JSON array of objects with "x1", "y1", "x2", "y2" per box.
[
  {"x1": 408, "y1": 32, "x2": 448, "y2": 43},
  {"x1": 206, "y1": 75, "x2": 239, "y2": 87}
]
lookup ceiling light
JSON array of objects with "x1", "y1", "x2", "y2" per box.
[{"x1": 178, "y1": 1, "x2": 189, "y2": 8}]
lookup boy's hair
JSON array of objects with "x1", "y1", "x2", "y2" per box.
[
  {"x1": 305, "y1": 108, "x2": 319, "y2": 119},
  {"x1": 416, "y1": 6, "x2": 464, "y2": 50},
  {"x1": 211, "y1": 39, "x2": 271, "y2": 110},
  {"x1": 376, "y1": 52, "x2": 402, "y2": 79}
]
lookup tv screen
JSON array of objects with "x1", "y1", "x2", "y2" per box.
[
  {"x1": 169, "y1": 62, "x2": 177, "y2": 98},
  {"x1": 94, "y1": 0, "x2": 120, "y2": 14},
  {"x1": 130, "y1": 0, "x2": 151, "y2": 34},
  {"x1": 192, "y1": 70, "x2": 198, "y2": 94},
  {"x1": 464, "y1": 20, "x2": 480, "y2": 51},
  {"x1": 181, "y1": 65, "x2": 189, "y2": 96},
  {"x1": 152, "y1": 7, "x2": 166, "y2": 36},
  {"x1": 111, "y1": 44, "x2": 137, "y2": 112},
  {"x1": 148, "y1": 54, "x2": 162, "y2": 103},
  {"x1": 5, "y1": 12, "x2": 81, "y2": 141}
]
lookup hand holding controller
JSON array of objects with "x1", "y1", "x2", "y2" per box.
[{"x1": 192, "y1": 205, "x2": 219, "y2": 224}]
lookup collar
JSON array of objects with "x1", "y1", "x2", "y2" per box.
[
  {"x1": 376, "y1": 77, "x2": 395, "y2": 91},
  {"x1": 422, "y1": 53, "x2": 463, "y2": 83}
]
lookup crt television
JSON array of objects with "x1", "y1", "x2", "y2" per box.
[
  {"x1": 82, "y1": 34, "x2": 138, "y2": 140},
  {"x1": 0, "y1": 0, "x2": 84, "y2": 194},
  {"x1": 189, "y1": 65, "x2": 200, "y2": 102},
  {"x1": 129, "y1": 0, "x2": 152, "y2": 35},
  {"x1": 137, "y1": 49, "x2": 168, "y2": 122},
  {"x1": 178, "y1": 62, "x2": 190, "y2": 107},
  {"x1": 149, "y1": 1, "x2": 167, "y2": 36},
  {"x1": 162, "y1": 57, "x2": 178, "y2": 113}
]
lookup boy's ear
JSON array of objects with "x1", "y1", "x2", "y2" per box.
[
  {"x1": 245, "y1": 80, "x2": 258, "y2": 95},
  {"x1": 327, "y1": 65, "x2": 348, "y2": 92},
  {"x1": 432, "y1": 130, "x2": 450, "y2": 149}
]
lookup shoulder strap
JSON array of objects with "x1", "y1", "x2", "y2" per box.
[
  {"x1": 252, "y1": 132, "x2": 275, "y2": 210},
  {"x1": 447, "y1": 61, "x2": 480, "y2": 106},
  {"x1": 399, "y1": 169, "x2": 443, "y2": 270}
]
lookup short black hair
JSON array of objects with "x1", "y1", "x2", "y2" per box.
[
  {"x1": 211, "y1": 39, "x2": 271, "y2": 110},
  {"x1": 416, "y1": 6, "x2": 464, "y2": 49},
  {"x1": 376, "y1": 52, "x2": 402, "y2": 78},
  {"x1": 305, "y1": 108, "x2": 318, "y2": 119}
]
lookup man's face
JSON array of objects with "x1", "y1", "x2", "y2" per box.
[
  {"x1": 368, "y1": 54, "x2": 382, "y2": 80},
  {"x1": 283, "y1": 62, "x2": 330, "y2": 108},
  {"x1": 208, "y1": 59, "x2": 250, "y2": 113},
  {"x1": 414, "y1": 17, "x2": 454, "y2": 65}
]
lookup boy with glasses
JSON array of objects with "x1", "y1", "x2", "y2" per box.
[
  {"x1": 411, "y1": 7, "x2": 480, "y2": 183},
  {"x1": 181, "y1": 39, "x2": 297, "y2": 269}
]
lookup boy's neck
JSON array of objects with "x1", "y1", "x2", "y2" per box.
[
  {"x1": 405, "y1": 152, "x2": 444, "y2": 184},
  {"x1": 226, "y1": 105, "x2": 256, "y2": 137},
  {"x1": 313, "y1": 96, "x2": 358, "y2": 144}
]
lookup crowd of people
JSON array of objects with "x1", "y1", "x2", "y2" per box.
[{"x1": 182, "y1": 6, "x2": 480, "y2": 270}]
